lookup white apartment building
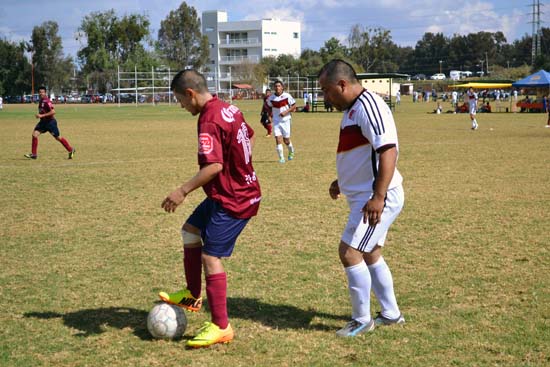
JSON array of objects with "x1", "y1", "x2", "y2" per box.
[{"x1": 202, "y1": 10, "x2": 301, "y2": 92}]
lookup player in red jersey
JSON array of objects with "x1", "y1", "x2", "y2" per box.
[
  {"x1": 260, "y1": 88, "x2": 273, "y2": 137},
  {"x1": 159, "y1": 69, "x2": 261, "y2": 348},
  {"x1": 24, "y1": 86, "x2": 75, "y2": 160}
]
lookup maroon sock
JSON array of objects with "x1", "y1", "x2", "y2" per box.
[
  {"x1": 206, "y1": 272, "x2": 228, "y2": 329},
  {"x1": 59, "y1": 137, "x2": 73, "y2": 152},
  {"x1": 32, "y1": 136, "x2": 38, "y2": 156},
  {"x1": 184, "y1": 247, "x2": 202, "y2": 298}
]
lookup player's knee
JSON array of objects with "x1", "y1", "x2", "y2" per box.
[{"x1": 181, "y1": 228, "x2": 201, "y2": 247}]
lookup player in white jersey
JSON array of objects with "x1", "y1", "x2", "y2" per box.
[
  {"x1": 467, "y1": 87, "x2": 479, "y2": 130},
  {"x1": 267, "y1": 80, "x2": 296, "y2": 163},
  {"x1": 318, "y1": 59, "x2": 405, "y2": 337}
]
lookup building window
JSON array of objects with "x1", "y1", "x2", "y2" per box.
[
  {"x1": 293, "y1": 32, "x2": 299, "y2": 39},
  {"x1": 209, "y1": 44, "x2": 214, "y2": 49},
  {"x1": 271, "y1": 32, "x2": 277, "y2": 35},
  {"x1": 205, "y1": 27, "x2": 214, "y2": 32},
  {"x1": 264, "y1": 31, "x2": 270, "y2": 35},
  {"x1": 264, "y1": 48, "x2": 270, "y2": 51}
]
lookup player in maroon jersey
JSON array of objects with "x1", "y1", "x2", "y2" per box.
[
  {"x1": 24, "y1": 86, "x2": 75, "y2": 160},
  {"x1": 159, "y1": 69, "x2": 261, "y2": 348}
]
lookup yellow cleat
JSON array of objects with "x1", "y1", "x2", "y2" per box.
[
  {"x1": 159, "y1": 288, "x2": 202, "y2": 312},
  {"x1": 186, "y1": 322, "x2": 234, "y2": 348}
]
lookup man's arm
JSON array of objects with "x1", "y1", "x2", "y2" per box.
[
  {"x1": 161, "y1": 162, "x2": 223, "y2": 213},
  {"x1": 362, "y1": 145, "x2": 397, "y2": 224},
  {"x1": 36, "y1": 108, "x2": 55, "y2": 120}
]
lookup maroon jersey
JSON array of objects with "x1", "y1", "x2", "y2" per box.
[
  {"x1": 38, "y1": 96, "x2": 55, "y2": 121},
  {"x1": 197, "y1": 97, "x2": 261, "y2": 218}
]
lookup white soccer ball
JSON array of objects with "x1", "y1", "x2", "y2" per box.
[{"x1": 147, "y1": 303, "x2": 187, "y2": 340}]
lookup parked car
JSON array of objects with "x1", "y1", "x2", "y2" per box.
[
  {"x1": 411, "y1": 74, "x2": 427, "y2": 80},
  {"x1": 430, "y1": 73, "x2": 446, "y2": 80},
  {"x1": 460, "y1": 71, "x2": 473, "y2": 78}
]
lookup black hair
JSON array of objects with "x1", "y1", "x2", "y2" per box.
[{"x1": 170, "y1": 69, "x2": 208, "y2": 94}]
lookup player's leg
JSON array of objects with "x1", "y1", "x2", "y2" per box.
[
  {"x1": 186, "y1": 201, "x2": 249, "y2": 348},
  {"x1": 336, "y1": 240, "x2": 375, "y2": 337},
  {"x1": 281, "y1": 121, "x2": 294, "y2": 160},
  {"x1": 49, "y1": 120, "x2": 75, "y2": 157},
  {"x1": 364, "y1": 186, "x2": 405, "y2": 325},
  {"x1": 25, "y1": 129, "x2": 41, "y2": 159},
  {"x1": 159, "y1": 201, "x2": 210, "y2": 312},
  {"x1": 273, "y1": 127, "x2": 285, "y2": 163}
]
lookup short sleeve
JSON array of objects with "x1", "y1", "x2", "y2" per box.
[{"x1": 198, "y1": 122, "x2": 223, "y2": 165}]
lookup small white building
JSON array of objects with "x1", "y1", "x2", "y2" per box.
[{"x1": 202, "y1": 10, "x2": 301, "y2": 92}]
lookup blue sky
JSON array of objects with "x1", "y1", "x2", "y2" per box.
[{"x1": 0, "y1": 0, "x2": 547, "y2": 58}]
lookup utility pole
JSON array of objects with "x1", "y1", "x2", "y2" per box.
[{"x1": 529, "y1": 0, "x2": 543, "y2": 65}]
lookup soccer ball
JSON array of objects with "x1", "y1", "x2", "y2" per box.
[{"x1": 147, "y1": 303, "x2": 187, "y2": 340}]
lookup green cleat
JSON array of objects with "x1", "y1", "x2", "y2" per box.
[
  {"x1": 24, "y1": 153, "x2": 37, "y2": 160},
  {"x1": 186, "y1": 322, "x2": 234, "y2": 348},
  {"x1": 288, "y1": 151, "x2": 295, "y2": 161},
  {"x1": 68, "y1": 148, "x2": 76, "y2": 159},
  {"x1": 158, "y1": 288, "x2": 202, "y2": 312}
]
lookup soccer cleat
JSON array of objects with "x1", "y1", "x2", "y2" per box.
[
  {"x1": 186, "y1": 322, "x2": 234, "y2": 348},
  {"x1": 288, "y1": 151, "x2": 295, "y2": 161},
  {"x1": 158, "y1": 288, "x2": 202, "y2": 312},
  {"x1": 278, "y1": 158, "x2": 285, "y2": 164},
  {"x1": 24, "y1": 153, "x2": 37, "y2": 160},
  {"x1": 68, "y1": 148, "x2": 76, "y2": 159},
  {"x1": 265, "y1": 133, "x2": 272, "y2": 137},
  {"x1": 374, "y1": 312, "x2": 405, "y2": 326},
  {"x1": 335, "y1": 319, "x2": 375, "y2": 337}
]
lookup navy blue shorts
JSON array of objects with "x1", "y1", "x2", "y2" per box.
[
  {"x1": 185, "y1": 198, "x2": 250, "y2": 258},
  {"x1": 34, "y1": 119, "x2": 60, "y2": 137}
]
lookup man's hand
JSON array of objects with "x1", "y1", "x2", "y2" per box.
[
  {"x1": 329, "y1": 179, "x2": 340, "y2": 200},
  {"x1": 161, "y1": 187, "x2": 186, "y2": 213},
  {"x1": 362, "y1": 194, "x2": 385, "y2": 225}
]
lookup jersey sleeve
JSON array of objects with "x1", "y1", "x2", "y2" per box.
[
  {"x1": 266, "y1": 96, "x2": 273, "y2": 108},
  {"x1": 288, "y1": 94, "x2": 296, "y2": 106},
  {"x1": 357, "y1": 97, "x2": 398, "y2": 151},
  {"x1": 198, "y1": 122, "x2": 223, "y2": 165}
]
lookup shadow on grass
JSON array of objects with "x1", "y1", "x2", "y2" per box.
[
  {"x1": 24, "y1": 298, "x2": 347, "y2": 338},
  {"x1": 226, "y1": 297, "x2": 348, "y2": 331},
  {"x1": 24, "y1": 307, "x2": 152, "y2": 340}
]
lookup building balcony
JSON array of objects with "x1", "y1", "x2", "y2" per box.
[
  {"x1": 219, "y1": 38, "x2": 261, "y2": 48},
  {"x1": 219, "y1": 55, "x2": 260, "y2": 65}
]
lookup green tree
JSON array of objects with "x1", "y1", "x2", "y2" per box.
[
  {"x1": 348, "y1": 25, "x2": 397, "y2": 73},
  {"x1": 0, "y1": 39, "x2": 31, "y2": 96},
  {"x1": 77, "y1": 10, "x2": 154, "y2": 92},
  {"x1": 30, "y1": 21, "x2": 73, "y2": 94},
  {"x1": 156, "y1": 1, "x2": 209, "y2": 70}
]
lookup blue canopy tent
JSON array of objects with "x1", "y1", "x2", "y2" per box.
[
  {"x1": 512, "y1": 70, "x2": 550, "y2": 89},
  {"x1": 512, "y1": 70, "x2": 550, "y2": 113}
]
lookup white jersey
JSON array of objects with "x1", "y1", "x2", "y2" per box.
[
  {"x1": 336, "y1": 89, "x2": 403, "y2": 202},
  {"x1": 467, "y1": 90, "x2": 478, "y2": 114},
  {"x1": 267, "y1": 92, "x2": 295, "y2": 124}
]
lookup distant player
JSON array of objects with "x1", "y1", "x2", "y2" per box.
[
  {"x1": 159, "y1": 69, "x2": 261, "y2": 348},
  {"x1": 267, "y1": 80, "x2": 296, "y2": 163},
  {"x1": 0, "y1": 95, "x2": 3, "y2": 110},
  {"x1": 318, "y1": 59, "x2": 405, "y2": 337},
  {"x1": 260, "y1": 88, "x2": 273, "y2": 137},
  {"x1": 24, "y1": 86, "x2": 75, "y2": 159},
  {"x1": 467, "y1": 87, "x2": 478, "y2": 130}
]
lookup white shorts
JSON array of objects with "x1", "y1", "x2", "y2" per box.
[
  {"x1": 273, "y1": 120, "x2": 291, "y2": 138},
  {"x1": 469, "y1": 104, "x2": 477, "y2": 115},
  {"x1": 341, "y1": 185, "x2": 404, "y2": 253}
]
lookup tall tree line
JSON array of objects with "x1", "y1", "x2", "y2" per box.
[{"x1": 1, "y1": 0, "x2": 550, "y2": 96}]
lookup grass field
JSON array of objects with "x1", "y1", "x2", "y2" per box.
[{"x1": 1, "y1": 99, "x2": 549, "y2": 367}]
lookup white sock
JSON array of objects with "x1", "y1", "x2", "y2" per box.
[
  {"x1": 276, "y1": 144, "x2": 284, "y2": 160},
  {"x1": 344, "y1": 261, "x2": 371, "y2": 323},
  {"x1": 368, "y1": 257, "x2": 400, "y2": 319},
  {"x1": 287, "y1": 143, "x2": 294, "y2": 154}
]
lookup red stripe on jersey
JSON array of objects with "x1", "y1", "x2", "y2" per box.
[
  {"x1": 271, "y1": 98, "x2": 289, "y2": 108},
  {"x1": 337, "y1": 125, "x2": 370, "y2": 153}
]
